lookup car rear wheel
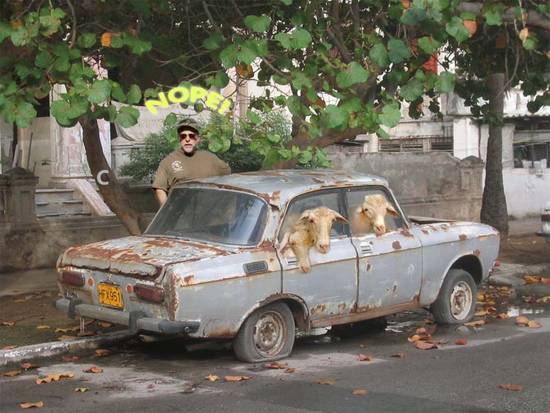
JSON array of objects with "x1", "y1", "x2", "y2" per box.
[
  {"x1": 233, "y1": 302, "x2": 295, "y2": 363},
  {"x1": 431, "y1": 269, "x2": 477, "y2": 324}
]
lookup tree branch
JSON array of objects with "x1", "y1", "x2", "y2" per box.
[{"x1": 458, "y1": 2, "x2": 550, "y2": 31}]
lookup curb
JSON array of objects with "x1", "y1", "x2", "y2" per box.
[
  {"x1": 488, "y1": 262, "x2": 550, "y2": 297},
  {"x1": 0, "y1": 330, "x2": 135, "y2": 367}
]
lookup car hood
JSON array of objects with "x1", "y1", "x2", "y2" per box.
[{"x1": 60, "y1": 236, "x2": 231, "y2": 277}]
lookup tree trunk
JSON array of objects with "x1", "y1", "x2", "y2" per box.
[
  {"x1": 79, "y1": 115, "x2": 143, "y2": 235},
  {"x1": 480, "y1": 73, "x2": 509, "y2": 234}
]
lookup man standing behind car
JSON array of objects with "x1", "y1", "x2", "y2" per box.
[{"x1": 152, "y1": 120, "x2": 231, "y2": 205}]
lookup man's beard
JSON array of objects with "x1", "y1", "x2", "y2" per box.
[{"x1": 182, "y1": 146, "x2": 197, "y2": 156}]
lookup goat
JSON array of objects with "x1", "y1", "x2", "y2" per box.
[
  {"x1": 350, "y1": 194, "x2": 399, "y2": 236},
  {"x1": 280, "y1": 207, "x2": 348, "y2": 273}
]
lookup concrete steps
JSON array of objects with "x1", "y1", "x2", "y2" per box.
[{"x1": 35, "y1": 188, "x2": 92, "y2": 218}]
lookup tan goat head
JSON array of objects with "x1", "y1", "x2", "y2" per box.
[
  {"x1": 351, "y1": 194, "x2": 399, "y2": 236},
  {"x1": 280, "y1": 206, "x2": 348, "y2": 272}
]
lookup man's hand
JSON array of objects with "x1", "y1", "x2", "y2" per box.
[{"x1": 155, "y1": 189, "x2": 168, "y2": 206}]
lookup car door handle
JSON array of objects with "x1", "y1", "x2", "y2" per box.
[{"x1": 359, "y1": 242, "x2": 373, "y2": 255}]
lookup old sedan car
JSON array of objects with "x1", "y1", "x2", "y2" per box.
[{"x1": 55, "y1": 170, "x2": 500, "y2": 362}]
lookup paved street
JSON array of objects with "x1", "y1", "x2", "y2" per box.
[{"x1": 2, "y1": 304, "x2": 549, "y2": 413}]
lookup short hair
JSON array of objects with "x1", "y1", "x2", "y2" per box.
[{"x1": 177, "y1": 124, "x2": 199, "y2": 135}]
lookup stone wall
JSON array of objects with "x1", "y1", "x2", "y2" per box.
[{"x1": 329, "y1": 152, "x2": 484, "y2": 221}]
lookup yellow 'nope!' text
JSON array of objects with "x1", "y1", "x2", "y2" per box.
[{"x1": 145, "y1": 85, "x2": 232, "y2": 115}]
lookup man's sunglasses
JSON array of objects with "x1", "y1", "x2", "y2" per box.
[{"x1": 179, "y1": 132, "x2": 197, "y2": 140}]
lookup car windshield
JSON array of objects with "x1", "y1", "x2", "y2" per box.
[{"x1": 145, "y1": 187, "x2": 268, "y2": 246}]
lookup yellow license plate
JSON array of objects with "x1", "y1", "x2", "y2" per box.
[{"x1": 97, "y1": 284, "x2": 123, "y2": 309}]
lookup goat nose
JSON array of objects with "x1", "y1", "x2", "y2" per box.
[
  {"x1": 375, "y1": 225, "x2": 385, "y2": 234},
  {"x1": 319, "y1": 243, "x2": 329, "y2": 253}
]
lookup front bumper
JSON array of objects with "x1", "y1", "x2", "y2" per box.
[{"x1": 55, "y1": 297, "x2": 200, "y2": 335}]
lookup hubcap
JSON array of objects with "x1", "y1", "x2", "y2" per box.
[
  {"x1": 253, "y1": 311, "x2": 287, "y2": 357},
  {"x1": 449, "y1": 281, "x2": 473, "y2": 320}
]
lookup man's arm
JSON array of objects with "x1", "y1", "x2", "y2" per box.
[
  {"x1": 152, "y1": 162, "x2": 170, "y2": 206},
  {"x1": 216, "y1": 156, "x2": 231, "y2": 175},
  {"x1": 155, "y1": 188, "x2": 168, "y2": 205}
]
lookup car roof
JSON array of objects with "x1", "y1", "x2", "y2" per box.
[{"x1": 178, "y1": 169, "x2": 389, "y2": 208}]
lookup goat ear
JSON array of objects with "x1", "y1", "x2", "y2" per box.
[
  {"x1": 332, "y1": 211, "x2": 349, "y2": 223},
  {"x1": 386, "y1": 204, "x2": 399, "y2": 217},
  {"x1": 297, "y1": 209, "x2": 314, "y2": 223}
]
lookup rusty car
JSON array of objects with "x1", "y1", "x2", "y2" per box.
[{"x1": 55, "y1": 170, "x2": 500, "y2": 362}]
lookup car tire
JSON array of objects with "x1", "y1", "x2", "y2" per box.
[
  {"x1": 233, "y1": 302, "x2": 295, "y2": 363},
  {"x1": 330, "y1": 317, "x2": 388, "y2": 338},
  {"x1": 431, "y1": 269, "x2": 477, "y2": 324}
]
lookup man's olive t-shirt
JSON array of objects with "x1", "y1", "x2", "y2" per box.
[{"x1": 152, "y1": 150, "x2": 231, "y2": 192}]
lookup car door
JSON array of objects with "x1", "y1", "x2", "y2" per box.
[
  {"x1": 346, "y1": 187, "x2": 423, "y2": 311},
  {"x1": 277, "y1": 190, "x2": 358, "y2": 324}
]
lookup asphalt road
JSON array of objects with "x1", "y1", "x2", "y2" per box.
[{"x1": 1, "y1": 306, "x2": 550, "y2": 413}]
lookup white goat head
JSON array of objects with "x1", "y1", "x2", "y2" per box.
[{"x1": 352, "y1": 194, "x2": 399, "y2": 236}]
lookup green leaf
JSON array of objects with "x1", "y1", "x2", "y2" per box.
[
  {"x1": 127, "y1": 84, "x2": 142, "y2": 105},
  {"x1": 280, "y1": 0, "x2": 292, "y2": 5},
  {"x1": 111, "y1": 82, "x2": 126, "y2": 102},
  {"x1": 369, "y1": 43, "x2": 389, "y2": 68},
  {"x1": 247, "y1": 109, "x2": 262, "y2": 125},
  {"x1": 286, "y1": 95, "x2": 304, "y2": 116},
  {"x1": 203, "y1": 33, "x2": 224, "y2": 50},
  {"x1": 267, "y1": 133, "x2": 281, "y2": 143},
  {"x1": 387, "y1": 39, "x2": 411, "y2": 64},
  {"x1": 336, "y1": 61, "x2": 369, "y2": 88},
  {"x1": 164, "y1": 112, "x2": 178, "y2": 127},
  {"x1": 484, "y1": 5, "x2": 503, "y2": 26},
  {"x1": 400, "y1": 78, "x2": 424, "y2": 102},
  {"x1": 274, "y1": 32, "x2": 291, "y2": 49},
  {"x1": 0, "y1": 22, "x2": 12, "y2": 43},
  {"x1": 88, "y1": 80, "x2": 112, "y2": 104},
  {"x1": 400, "y1": 8, "x2": 427, "y2": 25},
  {"x1": 9, "y1": 100, "x2": 37, "y2": 128},
  {"x1": 116, "y1": 106, "x2": 140, "y2": 127},
  {"x1": 379, "y1": 102, "x2": 401, "y2": 128},
  {"x1": 10, "y1": 28, "x2": 31, "y2": 46},
  {"x1": 323, "y1": 105, "x2": 348, "y2": 129},
  {"x1": 298, "y1": 149, "x2": 313, "y2": 164},
  {"x1": 291, "y1": 71, "x2": 312, "y2": 90},
  {"x1": 417, "y1": 36, "x2": 440, "y2": 54},
  {"x1": 244, "y1": 15, "x2": 271, "y2": 33},
  {"x1": 435, "y1": 71, "x2": 455, "y2": 93},
  {"x1": 291, "y1": 28, "x2": 312, "y2": 49},
  {"x1": 446, "y1": 17, "x2": 470, "y2": 43},
  {"x1": 78, "y1": 32, "x2": 96, "y2": 48},
  {"x1": 54, "y1": 56, "x2": 70, "y2": 72},
  {"x1": 213, "y1": 71, "x2": 230, "y2": 88},
  {"x1": 219, "y1": 44, "x2": 238, "y2": 67}
]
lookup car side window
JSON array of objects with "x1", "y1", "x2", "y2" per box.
[
  {"x1": 347, "y1": 188, "x2": 405, "y2": 236},
  {"x1": 278, "y1": 191, "x2": 346, "y2": 241}
]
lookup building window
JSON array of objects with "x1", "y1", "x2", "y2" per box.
[
  {"x1": 379, "y1": 136, "x2": 453, "y2": 153},
  {"x1": 513, "y1": 142, "x2": 549, "y2": 168}
]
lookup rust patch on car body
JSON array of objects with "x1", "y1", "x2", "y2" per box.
[
  {"x1": 473, "y1": 249, "x2": 481, "y2": 256},
  {"x1": 392, "y1": 241, "x2": 402, "y2": 250},
  {"x1": 421, "y1": 228, "x2": 429, "y2": 234},
  {"x1": 459, "y1": 234, "x2": 467, "y2": 241},
  {"x1": 311, "y1": 304, "x2": 326, "y2": 316},
  {"x1": 183, "y1": 275, "x2": 195, "y2": 285},
  {"x1": 399, "y1": 228, "x2": 414, "y2": 238}
]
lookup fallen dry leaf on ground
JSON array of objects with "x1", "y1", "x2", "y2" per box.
[
  {"x1": 264, "y1": 361, "x2": 288, "y2": 369},
  {"x1": 358, "y1": 354, "x2": 373, "y2": 362},
  {"x1": 285, "y1": 368, "x2": 296, "y2": 373},
  {"x1": 527, "y1": 320, "x2": 542, "y2": 329},
  {"x1": 515, "y1": 316, "x2": 530, "y2": 326},
  {"x1": 95, "y1": 349, "x2": 111, "y2": 357},
  {"x1": 415, "y1": 327, "x2": 429, "y2": 335},
  {"x1": 84, "y1": 366, "x2": 103, "y2": 374},
  {"x1": 62, "y1": 355, "x2": 80, "y2": 362},
  {"x1": 2, "y1": 345, "x2": 17, "y2": 350},
  {"x1": 391, "y1": 352, "x2": 405, "y2": 358},
  {"x1": 55, "y1": 327, "x2": 79, "y2": 333},
  {"x1": 20, "y1": 363, "x2": 38, "y2": 370},
  {"x1": 1, "y1": 321, "x2": 16, "y2": 326},
  {"x1": 74, "y1": 387, "x2": 89, "y2": 392},
  {"x1": 205, "y1": 374, "x2": 219, "y2": 382},
  {"x1": 464, "y1": 320, "x2": 485, "y2": 327},
  {"x1": 97, "y1": 321, "x2": 113, "y2": 328},
  {"x1": 455, "y1": 338, "x2": 468, "y2": 346},
  {"x1": 408, "y1": 334, "x2": 422, "y2": 343},
  {"x1": 19, "y1": 401, "x2": 44, "y2": 409},
  {"x1": 316, "y1": 378, "x2": 336, "y2": 385},
  {"x1": 36, "y1": 372, "x2": 74, "y2": 384},
  {"x1": 475, "y1": 310, "x2": 489, "y2": 317},
  {"x1": 497, "y1": 313, "x2": 509, "y2": 320},
  {"x1": 499, "y1": 383, "x2": 523, "y2": 392},
  {"x1": 414, "y1": 341, "x2": 438, "y2": 350},
  {"x1": 2, "y1": 370, "x2": 22, "y2": 377},
  {"x1": 541, "y1": 278, "x2": 550, "y2": 285},
  {"x1": 224, "y1": 375, "x2": 252, "y2": 382},
  {"x1": 523, "y1": 275, "x2": 542, "y2": 284},
  {"x1": 536, "y1": 296, "x2": 550, "y2": 304},
  {"x1": 352, "y1": 388, "x2": 369, "y2": 396},
  {"x1": 57, "y1": 335, "x2": 77, "y2": 341},
  {"x1": 36, "y1": 325, "x2": 50, "y2": 330}
]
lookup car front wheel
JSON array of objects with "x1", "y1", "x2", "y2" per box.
[
  {"x1": 431, "y1": 269, "x2": 477, "y2": 324},
  {"x1": 233, "y1": 302, "x2": 295, "y2": 363}
]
